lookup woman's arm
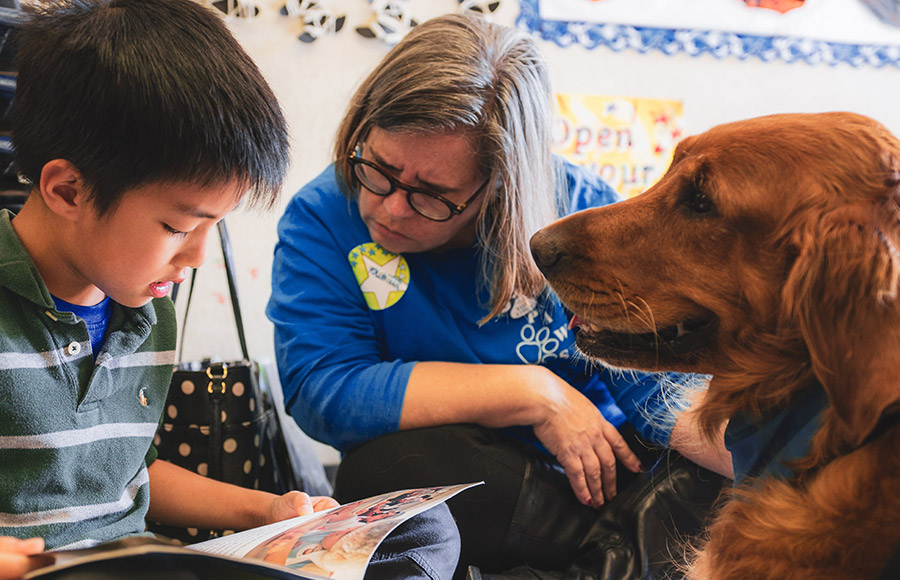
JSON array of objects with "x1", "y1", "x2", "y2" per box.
[
  {"x1": 668, "y1": 393, "x2": 734, "y2": 479},
  {"x1": 601, "y1": 369, "x2": 734, "y2": 479},
  {"x1": 401, "y1": 361, "x2": 642, "y2": 507}
]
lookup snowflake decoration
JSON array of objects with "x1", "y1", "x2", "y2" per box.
[
  {"x1": 210, "y1": 0, "x2": 260, "y2": 19},
  {"x1": 458, "y1": 0, "x2": 501, "y2": 20},
  {"x1": 356, "y1": 0, "x2": 418, "y2": 46},
  {"x1": 280, "y1": 1, "x2": 346, "y2": 43}
]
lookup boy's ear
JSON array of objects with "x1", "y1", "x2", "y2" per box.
[{"x1": 39, "y1": 159, "x2": 90, "y2": 219}]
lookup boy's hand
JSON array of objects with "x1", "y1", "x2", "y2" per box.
[
  {"x1": 268, "y1": 491, "x2": 340, "y2": 523},
  {"x1": 0, "y1": 537, "x2": 45, "y2": 580}
]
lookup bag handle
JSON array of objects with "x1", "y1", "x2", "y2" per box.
[{"x1": 173, "y1": 219, "x2": 250, "y2": 363}]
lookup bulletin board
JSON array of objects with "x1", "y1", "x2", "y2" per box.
[{"x1": 518, "y1": 0, "x2": 900, "y2": 68}]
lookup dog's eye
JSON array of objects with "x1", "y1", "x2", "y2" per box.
[
  {"x1": 681, "y1": 168, "x2": 716, "y2": 215},
  {"x1": 688, "y1": 189, "x2": 715, "y2": 214}
]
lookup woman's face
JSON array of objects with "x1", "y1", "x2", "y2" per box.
[{"x1": 356, "y1": 127, "x2": 488, "y2": 254}]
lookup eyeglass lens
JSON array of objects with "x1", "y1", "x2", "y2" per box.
[{"x1": 354, "y1": 161, "x2": 453, "y2": 220}]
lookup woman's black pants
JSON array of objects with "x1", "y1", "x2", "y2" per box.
[{"x1": 333, "y1": 423, "x2": 670, "y2": 579}]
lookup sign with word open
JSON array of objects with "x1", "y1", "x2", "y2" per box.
[{"x1": 553, "y1": 94, "x2": 684, "y2": 199}]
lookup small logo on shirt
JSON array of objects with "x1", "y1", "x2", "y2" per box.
[
  {"x1": 139, "y1": 388, "x2": 149, "y2": 407},
  {"x1": 501, "y1": 296, "x2": 571, "y2": 364},
  {"x1": 349, "y1": 243, "x2": 410, "y2": 310}
]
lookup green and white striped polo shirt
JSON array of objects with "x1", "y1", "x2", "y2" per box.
[{"x1": 0, "y1": 210, "x2": 177, "y2": 549}]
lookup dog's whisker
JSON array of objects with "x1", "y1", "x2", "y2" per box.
[
  {"x1": 619, "y1": 291, "x2": 652, "y2": 329},
  {"x1": 630, "y1": 295, "x2": 662, "y2": 367},
  {"x1": 629, "y1": 296, "x2": 657, "y2": 332},
  {"x1": 613, "y1": 280, "x2": 638, "y2": 322}
]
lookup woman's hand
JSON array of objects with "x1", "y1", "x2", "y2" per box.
[
  {"x1": 0, "y1": 537, "x2": 45, "y2": 580},
  {"x1": 403, "y1": 361, "x2": 642, "y2": 507},
  {"x1": 266, "y1": 491, "x2": 340, "y2": 523},
  {"x1": 531, "y1": 369, "x2": 643, "y2": 508}
]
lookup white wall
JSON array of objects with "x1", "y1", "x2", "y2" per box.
[{"x1": 178, "y1": 1, "x2": 900, "y2": 458}]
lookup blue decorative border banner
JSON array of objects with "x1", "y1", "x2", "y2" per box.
[{"x1": 517, "y1": 0, "x2": 900, "y2": 68}]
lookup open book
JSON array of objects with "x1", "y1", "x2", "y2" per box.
[{"x1": 27, "y1": 482, "x2": 480, "y2": 580}]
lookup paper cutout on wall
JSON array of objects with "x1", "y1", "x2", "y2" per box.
[
  {"x1": 280, "y1": 0, "x2": 346, "y2": 43},
  {"x1": 518, "y1": 0, "x2": 900, "y2": 68},
  {"x1": 458, "y1": 0, "x2": 502, "y2": 20},
  {"x1": 356, "y1": 0, "x2": 419, "y2": 45},
  {"x1": 211, "y1": 0, "x2": 260, "y2": 18},
  {"x1": 208, "y1": 0, "x2": 500, "y2": 44},
  {"x1": 552, "y1": 94, "x2": 684, "y2": 199},
  {"x1": 743, "y1": 0, "x2": 806, "y2": 13}
]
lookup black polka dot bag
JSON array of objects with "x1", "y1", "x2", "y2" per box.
[{"x1": 148, "y1": 220, "x2": 298, "y2": 544}]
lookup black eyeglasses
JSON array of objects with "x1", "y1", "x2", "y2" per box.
[{"x1": 348, "y1": 150, "x2": 489, "y2": 222}]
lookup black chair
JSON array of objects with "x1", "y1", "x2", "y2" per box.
[{"x1": 0, "y1": 2, "x2": 28, "y2": 205}]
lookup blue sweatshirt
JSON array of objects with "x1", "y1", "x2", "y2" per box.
[
  {"x1": 267, "y1": 161, "x2": 667, "y2": 452},
  {"x1": 725, "y1": 385, "x2": 828, "y2": 485}
]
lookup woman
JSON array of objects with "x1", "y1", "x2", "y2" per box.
[{"x1": 267, "y1": 13, "x2": 712, "y2": 577}]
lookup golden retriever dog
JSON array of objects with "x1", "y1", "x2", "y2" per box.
[{"x1": 530, "y1": 112, "x2": 900, "y2": 579}]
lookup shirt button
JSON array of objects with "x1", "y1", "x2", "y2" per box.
[{"x1": 66, "y1": 342, "x2": 81, "y2": 356}]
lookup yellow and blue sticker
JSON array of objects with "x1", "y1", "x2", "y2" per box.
[{"x1": 348, "y1": 243, "x2": 410, "y2": 310}]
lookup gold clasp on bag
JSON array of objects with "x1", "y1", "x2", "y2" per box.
[{"x1": 206, "y1": 362, "x2": 228, "y2": 394}]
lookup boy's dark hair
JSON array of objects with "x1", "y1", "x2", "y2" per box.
[{"x1": 12, "y1": 0, "x2": 288, "y2": 216}]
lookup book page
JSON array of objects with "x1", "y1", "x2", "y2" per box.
[{"x1": 188, "y1": 482, "x2": 481, "y2": 580}]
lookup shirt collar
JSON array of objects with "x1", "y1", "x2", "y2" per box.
[{"x1": 0, "y1": 209, "x2": 56, "y2": 309}]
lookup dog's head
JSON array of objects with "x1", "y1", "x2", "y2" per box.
[{"x1": 532, "y1": 112, "x2": 900, "y2": 449}]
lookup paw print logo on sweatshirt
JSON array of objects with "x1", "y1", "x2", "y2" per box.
[
  {"x1": 514, "y1": 305, "x2": 571, "y2": 364},
  {"x1": 349, "y1": 243, "x2": 410, "y2": 310}
]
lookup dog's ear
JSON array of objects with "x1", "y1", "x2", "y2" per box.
[{"x1": 784, "y1": 194, "x2": 900, "y2": 453}]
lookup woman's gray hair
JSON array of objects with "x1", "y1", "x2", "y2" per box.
[{"x1": 334, "y1": 13, "x2": 562, "y2": 323}]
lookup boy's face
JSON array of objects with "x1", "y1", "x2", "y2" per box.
[{"x1": 72, "y1": 181, "x2": 244, "y2": 308}]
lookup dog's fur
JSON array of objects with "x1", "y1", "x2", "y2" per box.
[{"x1": 531, "y1": 112, "x2": 900, "y2": 579}]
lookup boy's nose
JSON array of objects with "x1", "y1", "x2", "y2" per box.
[{"x1": 177, "y1": 231, "x2": 211, "y2": 269}]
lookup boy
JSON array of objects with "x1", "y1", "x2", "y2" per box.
[{"x1": 0, "y1": 1, "x2": 458, "y2": 578}]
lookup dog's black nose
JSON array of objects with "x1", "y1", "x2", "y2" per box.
[{"x1": 530, "y1": 229, "x2": 562, "y2": 274}]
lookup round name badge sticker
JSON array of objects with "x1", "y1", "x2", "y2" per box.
[{"x1": 348, "y1": 242, "x2": 410, "y2": 310}]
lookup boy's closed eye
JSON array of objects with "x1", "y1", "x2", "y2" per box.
[{"x1": 162, "y1": 223, "x2": 189, "y2": 237}]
